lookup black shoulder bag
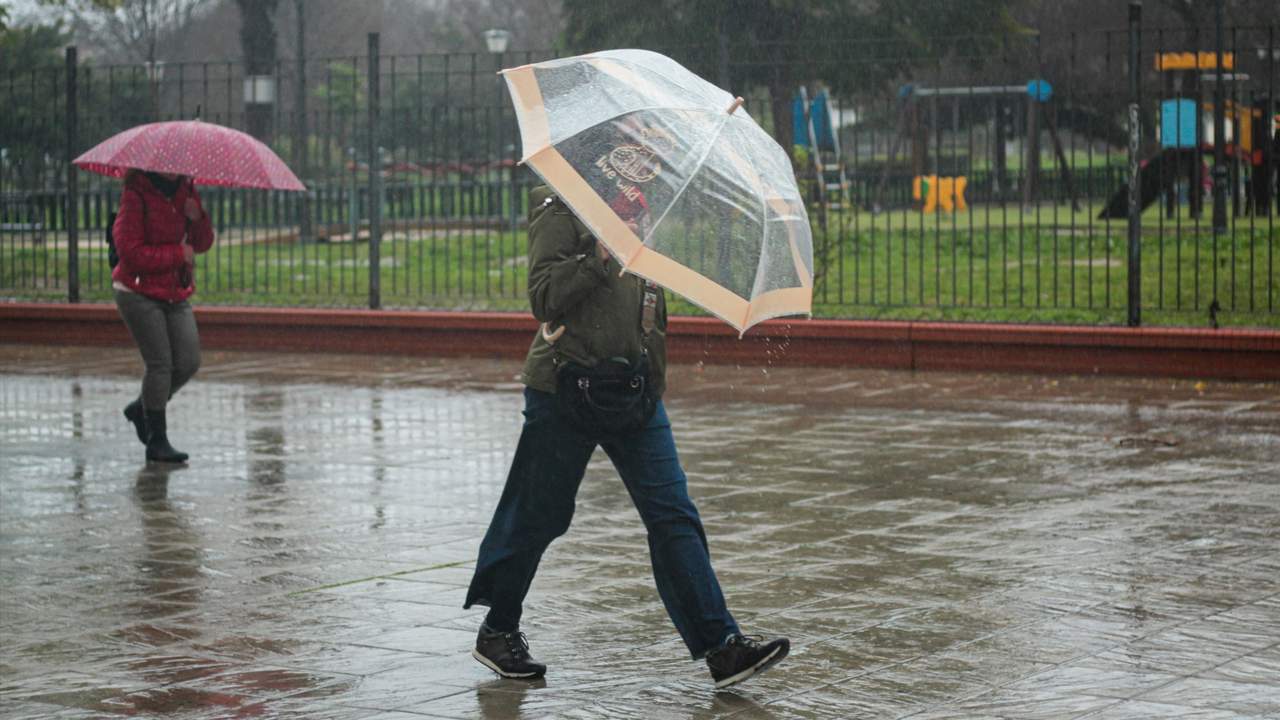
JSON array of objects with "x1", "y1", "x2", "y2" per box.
[
  {"x1": 555, "y1": 353, "x2": 657, "y2": 438},
  {"x1": 552, "y1": 280, "x2": 660, "y2": 438}
]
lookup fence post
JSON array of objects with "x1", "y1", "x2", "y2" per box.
[
  {"x1": 293, "y1": 0, "x2": 313, "y2": 245},
  {"x1": 1268, "y1": 27, "x2": 1276, "y2": 220},
  {"x1": 1211, "y1": 0, "x2": 1228, "y2": 234},
  {"x1": 367, "y1": 32, "x2": 381, "y2": 310},
  {"x1": 1126, "y1": 3, "x2": 1143, "y2": 327},
  {"x1": 1209, "y1": 0, "x2": 1228, "y2": 319},
  {"x1": 66, "y1": 46, "x2": 80, "y2": 304}
]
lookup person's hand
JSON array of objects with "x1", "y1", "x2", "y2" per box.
[
  {"x1": 182, "y1": 244, "x2": 195, "y2": 263},
  {"x1": 183, "y1": 197, "x2": 203, "y2": 222},
  {"x1": 596, "y1": 239, "x2": 611, "y2": 263}
]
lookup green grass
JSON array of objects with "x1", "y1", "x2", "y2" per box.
[
  {"x1": 3, "y1": 205, "x2": 1276, "y2": 329},
  {"x1": 801, "y1": 226, "x2": 1274, "y2": 327},
  {"x1": 968, "y1": 149, "x2": 1127, "y2": 173}
]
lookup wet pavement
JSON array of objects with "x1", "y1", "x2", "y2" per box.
[{"x1": 2, "y1": 342, "x2": 1279, "y2": 719}]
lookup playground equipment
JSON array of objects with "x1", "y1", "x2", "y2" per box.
[
  {"x1": 794, "y1": 87, "x2": 850, "y2": 227},
  {"x1": 1098, "y1": 50, "x2": 1277, "y2": 219},
  {"x1": 912, "y1": 175, "x2": 969, "y2": 213},
  {"x1": 872, "y1": 78, "x2": 1079, "y2": 214}
]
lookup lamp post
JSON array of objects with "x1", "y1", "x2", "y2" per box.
[
  {"x1": 484, "y1": 29, "x2": 514, "y2": 292},
  {"x1": 145, "y1": 60, "x2": 165, "y2": 121},
  {"x1": 294, "y1": 0, "x2": 312, "y2": 244}
]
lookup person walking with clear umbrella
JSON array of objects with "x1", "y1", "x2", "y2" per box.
[{"x1": 463, "y1": 186, "x2": 790, "y2": 688}]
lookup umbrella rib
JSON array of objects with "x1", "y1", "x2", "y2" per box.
[
  {"x1": 530, "y1": 104, "x2": 747, "y2": 158},
  {"x1": 749, "y1": 163, "x2": 769, "y2": 303},
  {"x1": 592, "y1": 54, "x2": 730, "y2": 108},
  {"x1": 634, "y1": 113, "x2": 734, "y2": 253}
]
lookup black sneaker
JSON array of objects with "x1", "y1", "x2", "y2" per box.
[
  {"x1": 472, "y1": 623, "x2": 547, "y2": 679},
  {"x1": 706, "y1": 634, "x2": 789, "y2": 688}
]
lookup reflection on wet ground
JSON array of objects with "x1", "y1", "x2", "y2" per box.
[{"x1": 1, "y1": 343, "x2": 1278, "y2": 719}]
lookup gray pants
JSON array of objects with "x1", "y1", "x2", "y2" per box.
[{"x1": 114, "y1": 290, "x2": 201, "y2": 411}]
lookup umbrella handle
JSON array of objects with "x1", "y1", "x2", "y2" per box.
[
  {"x1": 541, "y1": 322, "x2": 566, "y2": 343},
  {"x1": 180, "y1": 177, "x2": 197, "y2": 246}
]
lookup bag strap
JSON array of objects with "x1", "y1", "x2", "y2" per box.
[{"x1": 640, "y1": 280, "x2": 658, "y2": 337}]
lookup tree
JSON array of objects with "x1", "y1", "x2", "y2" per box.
[
  {"x1": 39, "y1": 0, "x2": 214, "y2": 64},
  {"x1": 561, "y1": 0, "x2": 1025, "y2": 149},
  {"x1": 1150, "y1": 0, "x2": 1280, "y2": 33},
  {"x1": 1, "y1": 20, "x2": 73, "y2": 189},
  {"x1": 2, "y1": 17, "x2": 153, "y2": 190}
]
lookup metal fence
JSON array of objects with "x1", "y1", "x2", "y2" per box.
[{"x1": 2, "y1": 16, "x2": 1276, "y2": 327}]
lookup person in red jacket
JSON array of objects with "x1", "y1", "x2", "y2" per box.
[{"x1": 112, "y1": 169, "x2": 215, "y2": 463}]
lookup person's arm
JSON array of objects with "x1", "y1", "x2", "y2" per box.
[
  {"x1": 183, "y1": 186, "x2": 215, "y2": 253},
  {"x1": 527, "y1": 200, "x2": 609, "y2": 323},
  {"x1": 113, "y1": 188, "x2": 184, "y2": 273}
]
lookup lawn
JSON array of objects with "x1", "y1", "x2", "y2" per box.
[{"x1": 3, "y1": 201, "x2": 1275, "y2": 328}]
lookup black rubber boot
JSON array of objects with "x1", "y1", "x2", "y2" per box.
[
  {"x1": 123, "y1": 399, "x2": 147, "y2": 445},
  {"x1": 145, "y1": 409, "x2": 189, "y2": 464}
]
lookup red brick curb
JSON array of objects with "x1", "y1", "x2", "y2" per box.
[{"x1": 2, "y1": 302, "x2": 1277, "y2": 381}]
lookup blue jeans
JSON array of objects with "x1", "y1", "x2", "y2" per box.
[{"x1": 464, "y1": 387, "x2": 740, "y2": 659}]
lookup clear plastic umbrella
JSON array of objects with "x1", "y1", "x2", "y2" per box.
[{"x1": 503, "y1": 49, "x2": 813, "y2": 334}]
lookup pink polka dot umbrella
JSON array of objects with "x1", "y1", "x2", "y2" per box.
[{"x1": 73, "y1": 120, "x2": 305, "y2": 191}]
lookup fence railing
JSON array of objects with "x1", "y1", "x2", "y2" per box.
[{"x1": 1, "y1": 19, "x2": 1276, "y2": 328}]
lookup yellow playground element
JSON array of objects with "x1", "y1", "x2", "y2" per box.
[
  {"x1": 1155, "y1": 51, "x2": 1235, "y2": 72},
  {"x1": 912, "y1": 175, "x2": 968, "y2": 213}
]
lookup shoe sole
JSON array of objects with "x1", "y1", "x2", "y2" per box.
[
  {"x1": 471, "y1": 648, "x2": 545, "y2": 679},
  {"x1": 146, "y1": 456, "x2": 188, "y2": 464},
  {"x1": 713, "y1": 643, "x2": 789, "y2": 689}
]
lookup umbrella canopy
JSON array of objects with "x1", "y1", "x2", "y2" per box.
[
  {"x1": 502, "y1": 49, "x2": 813, "y2": 334},
  {"x1": 73, "y1": 120, "x2": 305, "y2": 191}
]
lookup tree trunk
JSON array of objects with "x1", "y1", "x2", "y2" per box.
[
  {"x1": 236, "y1": 0, "x2": 280, "y2": 141},
  {"x1": 767, "y1": 72, "x2": 794, "y2": 157}
]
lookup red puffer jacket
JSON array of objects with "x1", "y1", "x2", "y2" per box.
[{"x1": 110, "y1": 173, "x2": 215, "y2": 303}]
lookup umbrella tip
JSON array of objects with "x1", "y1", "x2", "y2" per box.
[{"x1": 726, "y1": 97, "x2": 744, "y2": 115}]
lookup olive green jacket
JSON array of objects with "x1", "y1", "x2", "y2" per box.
[{"x1": 521, "y1": 185, "x2": 668, "y2": 397}]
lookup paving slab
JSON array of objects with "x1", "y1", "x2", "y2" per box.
[{"x1": 1, "y1": 343, "x2": 1278, "y2": 719}]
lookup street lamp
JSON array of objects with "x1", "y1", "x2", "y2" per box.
[
  {"x1": 243, "y1": 75, "x2": 276, "y2": 105},
  {"x1": 144, "y1": 60, "x2": 166, "y2": 84},
  {"x1": 242, "y1": 74, "x2": 277, "y2": 141},
  {"x1": 145, "y1": 60, "x2": 165, "y2": 120},
  {"x1": 482, "y1": 29, "x2": 511, "y2": 165},
  {"x1": 483, "y1": 29, "x2": 511, "y2": 55},
  {"x1": 484, "y1": 28, "x2": 514, "y2": 293}
]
